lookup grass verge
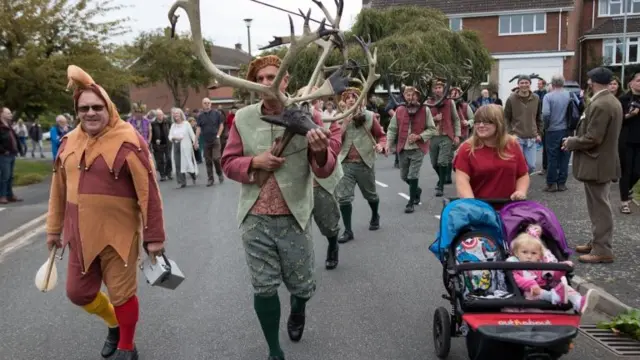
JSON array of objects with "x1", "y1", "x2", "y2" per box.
[{"x1": 13, "y1": 159, "x2": 52, "y2": 186}]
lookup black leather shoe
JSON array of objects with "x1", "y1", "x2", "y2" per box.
[
  {"x1": 325, "y1": 245, "x2": 339, "y2": 270},
  {"x1": 287, "y1": 312, "x2": 306, "y2": 342},
  {"x1": 268, "y1": 356, "x2": 285, "y2": 360},
  {"x1": 112, "y1": 347, "x2": 138, "y2": 360},
  {"x1": 369, "y1": 214, "x2": 380, "y2": 230},
  {"x1": 435, "y1": 188, "x2": 444, "y2": 197},
  {"x1": 404, "y1": 202, "x2": 415, "y2": 213},
  {"x1": 337, "y1": 230, "x2": 353, "y2": 243},
  {"x1": 101, "y1": 327, "x2": 119, "y2": 358}
]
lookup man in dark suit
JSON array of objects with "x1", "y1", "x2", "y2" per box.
[{"x1": 562, "y1": 67, "x2": 622, "y2": 264}]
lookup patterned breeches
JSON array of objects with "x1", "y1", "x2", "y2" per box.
[
  {"x1": 240, "y1": 214, "x2": 316, "y2": 298},
  {"x1": 312, "y1": 186, "x2": 341, "y2": 238},
  {"x1": 429, "y1": 135, "x2": 454, "y2": 167},
  {"x1": 398, "y1": 148, "x2": 424, "y2": 181},
  {"x1": 335, "y1": 161, "x2": 379, "y2": 205}
]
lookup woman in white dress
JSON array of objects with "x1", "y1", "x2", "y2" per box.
[{"x1": 168, "y1": 108, "x2": 199, "y2": 188}]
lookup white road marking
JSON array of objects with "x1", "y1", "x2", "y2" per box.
[
  {"x1": 0, "y1": 207, "x2": 5, "y2": 212},
  {"x1": 398, "y1": 192, "x2": 410, "y2": 200},
  {"x1": 375, "y1": 181, "x2": 388, "y2": 188},
  {"x1": 435, "y1": 215, "x2": 441, "y2": 219},
  {"x1": 0, "y1": 213, "x2": 48, "y2": 248},
  {"x1": 0, "y1": 223, "x2": 46, "y2": 263}
]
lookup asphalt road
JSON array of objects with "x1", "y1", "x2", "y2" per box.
[{"x1": 0, "y1": 155, "x2": 629, "y2": 360}]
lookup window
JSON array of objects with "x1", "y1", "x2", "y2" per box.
[
  {"x1": 603, "y1": 37, "x2": 640, "y2": 65},
  {"x1": 449, "y1": 18, "x2": 462, "y2": 31},
  {"x1": 599, "y1": 0, "x2": 640, "y2": 16},
  {"x1": 499, "y1": 13, "x2": 545, "y2": 35},
  {"x1": 481, "y1": 73, "x2": 490, "y2": 85}
]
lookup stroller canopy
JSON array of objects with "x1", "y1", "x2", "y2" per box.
[
  {"x1": 429, "y1": 199, "x2": 505, "y2": 262},
  {"x1": 500, "y1": 200, "x2": 572, "y2": 257}
]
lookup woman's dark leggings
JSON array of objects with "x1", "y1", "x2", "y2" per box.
[{"x1": 619, "y1": 143, "x2": 640, "y2": 202}]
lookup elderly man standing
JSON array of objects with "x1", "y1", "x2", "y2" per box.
[
  {"x1": 50, "y1": 115, "x2": 69, "y2": 159},
  {"x1": 151, "y1": 109, "x2": 173, "y2": 181},
  {"x1": 505, "y1": 75, "x2": 543, "y2": 174},
  {"x1": 562, "y1": 67, "x2": 621, "y2": 264},
  {"x1": 542, "y1": 75, "x2": 572, "y2": 192},
  {"x1": 196, "y1": 97, "x2": 225, "y2": 186},
  {"x1": 222, "y1": 54, "x2": 339, "y2": 360},
  {"x1": 0, "y1": 107, "x2": 23, "y2": 204},
  {"x1": 47, "y1": 65, "x2": 166, "y2": 359}
]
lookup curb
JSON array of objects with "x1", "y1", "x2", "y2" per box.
[
  {"x1": 572, "y1": 275, "x2": 632, "y2": 317},
  {"x1": 0, "y1": 213, "x2": 48, "y2": 249}
]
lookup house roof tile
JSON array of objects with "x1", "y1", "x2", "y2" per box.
[
  {"x1": 211, "y1": 45, "x2": 252, "y2": 68},
  {"x1": 371, "y1": 0, "x2": 574, "y2": 14},
  {"x1": 585, "y1": 16, "x2": 640, "y2": 36}
]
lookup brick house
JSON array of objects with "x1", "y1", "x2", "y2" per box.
[
  {"x1": 369, "y1": 0, "x2": 580, "y2": 101},
  {"x1": 128, "y1": 43, "x2": 252, "y2": 112},
  {"x1": 579, "y1": 0, "x2": 640, "y2": 84}
]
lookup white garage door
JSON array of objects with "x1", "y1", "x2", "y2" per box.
[{"x1": 498, "y1": 57, "x2": 564, "y2": 103}]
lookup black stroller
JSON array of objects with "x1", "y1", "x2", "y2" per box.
[{"x1": 428, "y1": 198, "x2": 580, "y2": 360}]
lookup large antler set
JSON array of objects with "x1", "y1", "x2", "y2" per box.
[
  {"x1": 385, "y1": 58, "x2": 475, "y2": 108},
  {"x1": 508, "y1": 73, "x2": 545, "y2": 83},
  {"x1": 168, "y1": 0, "x2": 379, "y2": 123}
]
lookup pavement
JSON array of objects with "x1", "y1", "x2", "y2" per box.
[{"x1": 0, "y1": 151, "x2": 635, "y2": 360}]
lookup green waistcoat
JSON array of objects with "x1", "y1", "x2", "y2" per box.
[
  {"x1": 234, "y1": 102, "x2": 314, "y2": 229},
  {"x1": 314, "y1": 122, "x2": 344, "y2": 193},
  {"x1": 338, "y1": 110, "x2": 376, "y2": 168}
]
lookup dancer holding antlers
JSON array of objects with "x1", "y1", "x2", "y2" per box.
[{"x1": 168, "y1": 0, "x2": 379, "y2": 358}]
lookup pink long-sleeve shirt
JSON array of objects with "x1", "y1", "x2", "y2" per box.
[
  {"x1": 507, "y1": 250, "x2": 565, "y2": 292},
  {"x1": 221, "y1": 107, "x2": 340, "y2": 215}
]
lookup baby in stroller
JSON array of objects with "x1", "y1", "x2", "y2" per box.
[{"x1": 507, "y1": 224, "x2": 598, "y2": 314}]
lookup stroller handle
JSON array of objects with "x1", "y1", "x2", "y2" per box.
[
  {"x1": 445, "y1": 197, "x2": 518, "y2": 205},
  {"x1": 456, "y1": 261, "x2": 574, "y2": 273}
]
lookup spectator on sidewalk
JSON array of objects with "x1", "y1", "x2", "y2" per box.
[
  {"x1": 150, "y1": 109, "x2": 173, "y2": 181},
  {"x1": 541, "y1": 75, "x2": 572, "y2": 192},
  {"x1": 50, "y1": 115, "x2": 69, "y2": 159},
  {"x1": 617, "y1": 71, "x2": 640, "y2": 215},
  {"x1": 13, "y1": 119, "x2": 28, "y2": 157},
  {"x1": 562, "y1": 67, "x2": 621, "y2": 264},
  {"x1": 504, "y1": 75, "x2": 543, "y2": 174},
  {"x1": 29, "y1": 119, "x2": 45, "y2": 158},
  {"x1": 195, "y1": 97, "x2": 224, "y2": 186},
  {"x1": 0, "y1": 106, "x2": 23, "y2": 204}
]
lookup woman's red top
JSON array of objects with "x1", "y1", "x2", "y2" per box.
[{"x1": 453, "y1": 139, "x2": 528, "y2": 200}]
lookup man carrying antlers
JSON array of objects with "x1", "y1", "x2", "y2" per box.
[
  {"x1": 336, "y1": 87, "x2": 387, "y2": 243},
  {"x1": 386, "y1": 86, "x2": 437, "y2": 213},
  {"x1": 221, "y1": 55, "x2": 341, "y2": 360}
]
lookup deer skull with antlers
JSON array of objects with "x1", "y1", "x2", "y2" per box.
[{"x1": 168, "y1": 0, "x2": 379, "y2": 128}]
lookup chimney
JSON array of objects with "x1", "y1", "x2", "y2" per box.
[{"x1": 235, "y1": 43, "x2": 242, "y2": 51}]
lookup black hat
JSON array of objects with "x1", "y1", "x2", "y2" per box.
[{"x1": 587, "y1": 67, "x2": 614, "y2": 85}]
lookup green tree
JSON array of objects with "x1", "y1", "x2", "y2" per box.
[
  {"x1": 233, "y1": 6, "x2": 492, "y2": 101},
  {"x1": 126, "y1": 29, "x2": 214, "y2": 108},
  {"x1": 0, "y1": 0, "x2": 133, "y2": 120}
]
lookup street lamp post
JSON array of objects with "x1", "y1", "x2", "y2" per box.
[{"x1": 243, "y1": 18, "x2": 254, "y2": 103}]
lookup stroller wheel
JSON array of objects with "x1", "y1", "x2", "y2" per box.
[{"x1": 433, "y1": 306, "x2": 452, "y2": 359}]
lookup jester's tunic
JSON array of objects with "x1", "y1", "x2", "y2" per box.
[{"x1": 46, "y1": 69, "x2": 166, "y2": 307}]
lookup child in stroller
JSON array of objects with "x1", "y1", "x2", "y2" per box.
[
  {"x1": 507, "y1": 228, "x2": 598, "y2": 313},
  {"x1": 431, "y1": 198, "x2": 590, "y2": 360}
]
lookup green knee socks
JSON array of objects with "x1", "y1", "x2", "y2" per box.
[
  {"x1": 290, "y1": 294, "x2": 309, "y2": 314},
  {"x1": 368, "y1": 200, "x2": 379, "y2": 217},
  {"x1": 339, "y1": 204, "x2": 352, "y2": 232},
  {"x1": 254, "y1": 294, "x2": 284, "y2": 357},
  {"x1": 408, "y1": 179, "x2": 418, "y2": 199}
]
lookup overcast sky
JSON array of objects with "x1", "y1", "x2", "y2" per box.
[{"x1": 108, "y1": 0, "x2": 362, "y2": 54}]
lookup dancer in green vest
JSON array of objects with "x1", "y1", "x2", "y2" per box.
[
  {"x1": 221, "y1": 55, "x2": 341, "y2": 360},
  {"x1": 335, "y1": 87, "x2": 387, "y2": 243},
  {"x1": 428, "y1": 81, "x2": 461, "y2": 197},
  {"x1": 386, "y1": 86, "x2": 437, "y2": 213}
]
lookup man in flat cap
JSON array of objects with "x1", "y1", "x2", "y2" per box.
[{"x1": 562, "y1": 67, "x2": 622, "y2": 264}]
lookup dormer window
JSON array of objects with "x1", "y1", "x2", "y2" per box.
[{"x1": 599, "y1": 0, "x2": 640, "y2": 16}]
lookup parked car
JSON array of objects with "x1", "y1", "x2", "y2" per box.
[{"x1": 564, "y1": 80, "x2": 581, "y2": 95}]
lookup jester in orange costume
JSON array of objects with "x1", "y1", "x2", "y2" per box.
[{"x1": 45, "y1": 65, "x2": 166, "y2": 360}]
